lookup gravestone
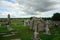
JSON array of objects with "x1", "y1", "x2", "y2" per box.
[
  {"x1": 30, "y1": 17, "x2": 45, "y2": 32},
  {"x1": 24, "y1": 19, "x2": 30, "y2": 26},
  {"x1": 30, "y1": 17, "x2": 41, "y2": 40},
  {"x1": 45, "y1": 20, "x2": 51, "y2": 35},
  {"x1": 6, "y1": 14, "x2": 15, "y2": 35},
  {"x1": 33, "y1": 23, "x2": 41, "y2": 40},
  {"x1": 6, "y1": 14, "x2": 12, "y2": 31}
]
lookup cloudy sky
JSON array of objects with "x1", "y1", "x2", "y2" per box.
[{"x1": 0, "y1": 0, "x2": 60, "y2": 18}]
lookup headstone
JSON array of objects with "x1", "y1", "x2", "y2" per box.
[
  {"x1": 6, "y1": 14, "x2": 13, "y2": 31},
  {"x1": 6, "y1": 14, "x2": 15, "y2": 35},
  {"x1": 24, "y1": 19, "x2": 29, "y2": 26},
  {"x1": 7, "y1": 14, "x2": 10, "y2": 24},
  {"x1": 31, "y1": 17, "x2": 41, "y2": 40},
  {"x1": 45, "y1": 20, "x2": 51, "y2": 35},
  {"x1": 30, "y1": 17, "x2": 45, "y2": 32}
]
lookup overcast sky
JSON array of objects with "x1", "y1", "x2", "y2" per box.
[{"x1": 0, "y1": 0, "x2": 60, "y2": 18}]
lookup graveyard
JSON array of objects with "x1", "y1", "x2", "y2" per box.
[
  {"x1": 0, "y1": 17, "x2": 60, "y2": 40},
  {"x1": 1, "y1": 0, "x2": 60, "y2": 40}
]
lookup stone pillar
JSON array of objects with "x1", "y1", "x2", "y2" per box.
[
  {"x1": 6, "y1": 14, "x2": 15, "y2": 35},
  {"x1": 6, "y1": 14, "x2": 14, "y2": 34},
  {"x1": 7, "y1": 14, "x2": 12, "y2": 31},
  {"x1": 7, "y1": 14, "x2": 10, "y2": 25}
]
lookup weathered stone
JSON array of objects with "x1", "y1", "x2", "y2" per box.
[
  {"x1": 6, "y1": 14, "x2": 15, "y2": 35},
  {"x1": 30, "y1": 17, "x2": 45, "y2": 32},
  {"x1": 44, "y1": 20, "x2": 51, "y2": 35},
  {"x1": 24, "y1": 19, "x2": 30, "y2": 26},
  {"x1": 3, "y1": 34, "x2": 15, "y2": 37},
  {"x1": 6, "y1": 25, "x2": 13, "y2": 31},
  {"x1": 11, "y1": 39, "x2": 21, "y2": 40},
  {"x1": 31, "y1": 17, "x2": 41, "y2": 40}
]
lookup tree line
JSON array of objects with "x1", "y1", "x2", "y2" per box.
[{"x1": 42, "y1": 13, "x2": 60, "y2": 21}]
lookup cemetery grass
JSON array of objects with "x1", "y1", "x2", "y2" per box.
[
  {"x1": 0, "y1": 18, "x2": 33, "y2": 40},
  {"x1": 0, "y1": 18, "x2": 60, "y2": 40}
]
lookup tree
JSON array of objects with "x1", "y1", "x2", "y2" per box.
[{"x1": 52, "y1": 13, "x2": 60, "y2": 21}]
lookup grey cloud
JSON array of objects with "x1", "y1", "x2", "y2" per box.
[{"x1": 15, "y1": 0, "x2": 60, "y2": 15}]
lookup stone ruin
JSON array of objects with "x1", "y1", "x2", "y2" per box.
[
  {"x1": 29, "y1": 17, "x2": 51, "y2": 35},
  {"x1": 30, "y1": 17, "x2": 60, "y2": 36}
]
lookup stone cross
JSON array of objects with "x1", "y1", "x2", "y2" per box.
[
  {"x1": 32, "y1": 17, "x2": 41, "y2": 40},
  {"x1": 45, "y1": 20, "x2": 51, "y2": 35}
]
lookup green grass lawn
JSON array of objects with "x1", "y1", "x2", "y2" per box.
[{"x1": 0, "y1": 18, "x2": 60, "y2": 40}]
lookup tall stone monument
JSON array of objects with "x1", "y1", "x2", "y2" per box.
[
  {"x1": 45, "y1": 20, "x2": 51, "y2": 35},
  {"x1": 7, "y1": 14, "x2": 10, "y2": 25},
  {"x1": 6, "y1": 14, "x2": 15, "y2": 35},
  {"x1": 6, "y1": 14, "x2": 11, "y2": 31},
  {"x1": 31, "y1": 17, "x2": 41, "y2": 40},
  {"x1": 30, "y1": 17, "x2": 45, "y2": 32}
]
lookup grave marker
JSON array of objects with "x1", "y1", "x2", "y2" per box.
[
  {"x1": 6, "y1": 14, "x2": 15, "y2": 35},
  {"x1": 45, "y1": 20, "x2": 51, "y2": 35},
  {"x1": 31, "y1": 17, "x2": 41, "y2": 40},
  {"x1": 24, "y1": 19, "x2": 30, "y2": 26}
]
